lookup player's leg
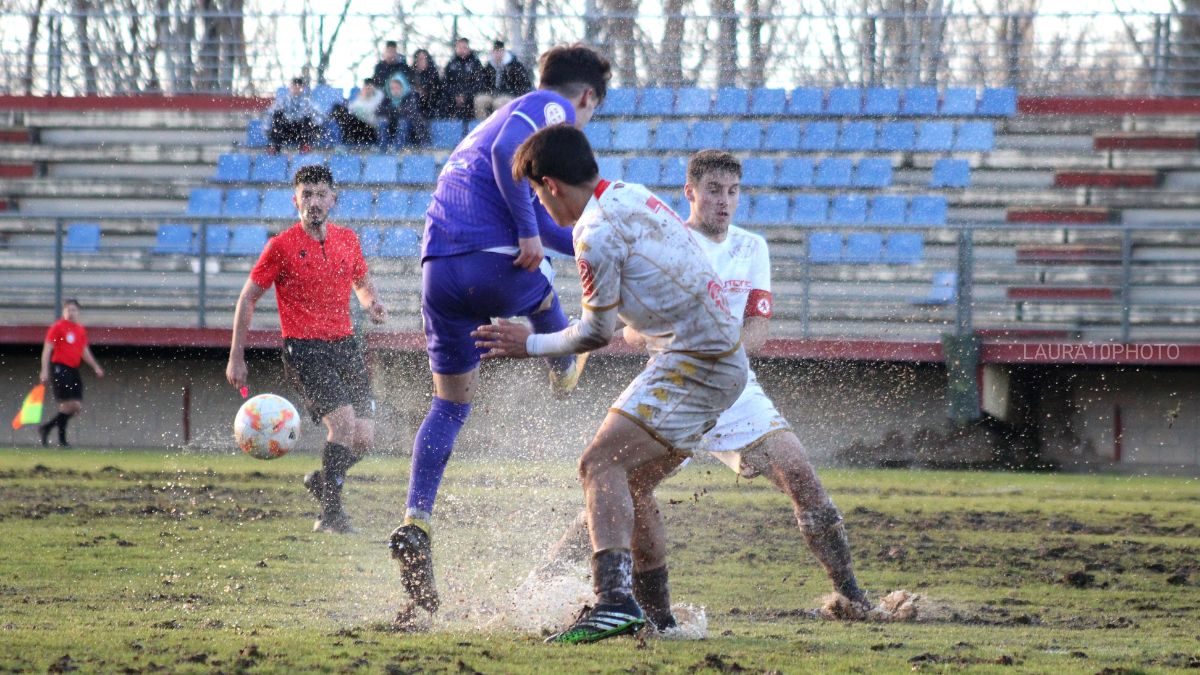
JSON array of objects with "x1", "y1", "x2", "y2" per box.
[
  {"x1": 41, "y1": 365, "x2": 82, "y2": 447},
  {"x1": 526, "y1": 290, "x2": 587, "y2": 395},
  {"x1": 628, "y1": 453, "x2": 686, "y2": 631}
]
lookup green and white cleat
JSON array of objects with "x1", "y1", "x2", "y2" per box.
[{"x1": 545, "y1": 598, "x2": 646, "y2": 644}]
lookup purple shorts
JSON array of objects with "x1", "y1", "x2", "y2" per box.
[{"x1": 422, "y1": 251, "x2": 557, "y2": 375}]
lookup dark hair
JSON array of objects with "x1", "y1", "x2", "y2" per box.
[
  {"x1": 293, "y1": 164, "x2": 334, "y2": 188},
  {"x1": 512, "y1": 125, "x2": 598, "y2": 186},
  {"x1": 457, "y1": 37, "x2": 470, "y2": 44},
  {"x1": 385, "y1": 40, "x2": 397, "y2": 48},
  {"x1": 492, "y1": 40, "x2": 505, "y2": 50},
  {"x1": 63, "y1": 298, "x2": 81, "y2": 309},
  {"x1": 538, "y1": 44, "x2": 611, "y2": 102},
  {"x1": 687, "y1": 150, "x2": 742, "y2": 184},
  {"x1": 363, "y1": 77, "x2": 375, "y2": 86},
  {"x1": 290, "y1": 77, "x2": 306, "y2": 86}
]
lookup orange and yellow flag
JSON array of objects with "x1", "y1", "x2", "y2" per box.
[{"x1": 11, "y1": 384, "x2": 45, "y2": 429}]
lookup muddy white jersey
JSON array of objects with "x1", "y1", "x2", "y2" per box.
[
  {"x1": 574, "y1": 180, "x2": 741, "y2": 357},
  {"x1": 690, "y1": 224, "x2": 772, "y2": 324}
]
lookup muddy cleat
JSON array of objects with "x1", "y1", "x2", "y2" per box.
[
  {"x1": 549, "y1": 351, "x2": 589, "y2": 397},
  {"x1": 389, "y1": 524, "x2": 439, "y2": 612},
  {"x1": 545, "y1": 598, "x2": 646, "y2": 644},
  {"x1": 38, "y1": 423, "x2": 51, "y2": 447},
  {"x1": 312, "y1": 509, "x2": 358, "y2": 534},
  {"x1": 303, "y1": 470, "x2": 324, "y2": 503}
]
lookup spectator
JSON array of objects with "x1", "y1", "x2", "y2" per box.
[
  {"x1": 372, "y1": 40, "x2": 412, "y2": 87},
  {"x1": 443, "y1": 37, "x2": 483, "y2": 120},
  {"x1": 410, "y1": 48, "x2": 446, "y2": 119},
  {"x1": 330, "y1": 78, "x2": 383, "y2": 147},
  {"x1": 474, "y1": 40, "x2": 533, "y2": 120},
  {"x1": 268, "y1": 77, "x2": 322, "y2": 152},
  {"x1": 378, "y1": 72, "x2": 430, "y2": 149}
]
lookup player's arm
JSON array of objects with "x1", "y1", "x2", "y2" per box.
[
  {"x1": 226, "y1": 279, "x2": 267, "y2": 389},
  {"x1": 491, "y1": 114, "x2": 543, "y2": 271},
  {"x1": 353, "y1": 273, "x2": 388, "y2": 324},
  {"x1": 534, "y1": 199, "x2": 574, "y2": 257},
  {"x1": 38, "y1": 340, "x2": 52, "y2": 385},
  {"x1": 473, "y1": 304, "x2": 618, "y2": 358},
  {"x1": 742, "y1": 315, "x2": 770, "y2": 354},
  {"x1": 742, "y1": 238, "x2": 774, "y2": 355},
  {"x1": 81, "y1": 345, "x2": 105, "y2": 378}
]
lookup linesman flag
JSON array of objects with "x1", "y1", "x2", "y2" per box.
[{"x1": 11, "y1": 384, "x2": 45, "y2": 429}]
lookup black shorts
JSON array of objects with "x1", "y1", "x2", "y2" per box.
[
  {"x1": 282, "y1": 336, "x2": 374, "y2": 423},
  {"x1": 51, "y1": 364, "x2": 83, "y2": 401}
]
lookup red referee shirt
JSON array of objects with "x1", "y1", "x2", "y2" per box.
[
  {"x1": 250, "y1": 223, "x2": 368, "y2": 340},
  {"x1": 45, "y1": 319, "x2": 87, "y2": 367}
]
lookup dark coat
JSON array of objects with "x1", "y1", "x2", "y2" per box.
[{"x1": 478, "y1": 53, "x2": 533, "y2": 98}]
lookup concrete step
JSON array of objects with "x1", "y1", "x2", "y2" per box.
[
  {"x1": 1053, "y1": 170, "x2": 1161, "y2": 189},
  {"x1": 1094, "y1": 132, "x2": 1200, "y2": 152},
  {"x1": 1006, "y1": 207, "x2": 1116, "y2": 224}
]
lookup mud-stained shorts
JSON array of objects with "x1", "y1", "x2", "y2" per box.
[
  {"x1": 699, "y1": 369, "x2": 792, "y2": 477},
  {"x1": 610, "y1": 348, "x2": 748, "y2": 454}
]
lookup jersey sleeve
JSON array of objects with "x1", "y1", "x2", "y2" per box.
[
  {"x1": 576, "y1": 219, "x2": 622, "y2": 312},
  {"x1": 249, "y1": 237, "x2": 283, "y2": 289},
  {"x1": 491, "y1": 114, "x2": 540, "y2": 240},
  {"x1": 745, "y1": 236, "x2": 774, "y2": 319},
  {"x1": 44, "y1": 321, "x2": 61, "y2": 344}
]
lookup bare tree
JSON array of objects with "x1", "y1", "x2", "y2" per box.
[
  {"x1": 659, "y1": 0, "x2": 688, "y2": 87},
  {"x1": 1176, "y1": 0, "x2": 1200, "y2": 93},
  {"x1": 22, "y1": 0, "x2": 47, "y2": 95},
  {"x1": 714, "y1": 0, "x2": 738, "y2": 86}
]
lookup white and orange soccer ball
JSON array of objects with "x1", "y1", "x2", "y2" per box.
[{"x1": 234, "y1": 394, "x2": 300, "y2": 460}]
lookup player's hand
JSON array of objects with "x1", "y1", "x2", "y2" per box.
[
  {"x1": 472, "y1": 319, "x2": 532, "y2": 359},
  {"x1": 514, "y1": 235, "x2": 544, "y2": 273},
  {"x1": 226, "y1": 356, "x2": 248, "y2": 389},
  {"x1": 367, "y1": 300, "x2": 388, "y2": 324},
  {"x1": 94, "y1": 366, "x2": 105, "y2": 379}
]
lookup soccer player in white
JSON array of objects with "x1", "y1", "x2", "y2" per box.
[
  {"x1": 472, "y1": 127, "x2": 748, "y2": 644},
  {"x1": 533, "y1": 150, "x2": 870, "y2": 631}
]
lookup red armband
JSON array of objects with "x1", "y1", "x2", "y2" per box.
[{"x1": 745, "y1": 289, "x2": 773, "y2": 318}]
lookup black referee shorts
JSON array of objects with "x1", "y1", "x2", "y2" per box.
[
  {"x1": 281, "y1": 336, "x2": 375, "y2": 423},
  {"x1": 51, "y1": 363, "x2": 83, "y2": 401}
]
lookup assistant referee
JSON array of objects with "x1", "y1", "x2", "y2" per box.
[{"x1": 38, "y1": 298, "x2": 105, "y2": 447}]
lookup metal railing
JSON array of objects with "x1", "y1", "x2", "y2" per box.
[{"x1": 3, "y1": 10, "x2": 1200, "y2": 97}]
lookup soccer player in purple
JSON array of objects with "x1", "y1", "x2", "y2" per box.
[{"x1": 389, "y1": 44, "x2": 612, "y2": 620}]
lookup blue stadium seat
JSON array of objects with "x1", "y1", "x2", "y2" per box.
[
  {"x1": 864, "y1": 88, "x2": 901, "y2": 116},
  {"x1": 868, "y1": 195, "x2": 908, "y2": 224},
  {"x1": 64, "y1": 223, "x2": 100, "y2": 253},
  {"x1": 214, "y1": 153, "x2": 251, "y2": 182},
  {"x1": 624, "y1": 157, "x2": 661, "y2": 185},
  {"x1": 911, "y1": 270, "x2": 957, "y2": 304},
  {"x1": 800, "y1": 121, "x2": 838, "y2": 151},
  {"x1": 885, "y1": 232, "x2": 924, "y2": 264},
  {"x1": 431, "y1": 119, "x2": 466, "y2": 149},
  {"x1": 329, "y1": 154, "x2": 362, "y2": 183},
  {"x1": 223, "y1": 189, "x2": 260, "y2": 217},
  {"x1": 791, "y1": 194, "x2": 829, "y2": 224},
  {"x1": 901, "y1": 87, "x2": 939, "y2": 116},
  {"x1": 660, "y1": 156, "x2": 687, "y2": 186},
  {"x1": 195, "y1": 224, "x2": 230, "y2": 256},
  {"x1": 602, "y1": 89, "x2": 637, "y2": 116},
  {"x1": 674, "y1": 88, "x2": 712, "y2": 116},
  {"x1": 405, "y1": 191, "x2": 431, "y2": 219},
  {"x1": 259, "y1": 188, "x2": 295, "y2": 218},
  {"x1": 825, "y1": 87, "x2": 863, "y2": 116},
  {"x1": 808, "y1": 232, "x2": 842, "y2": 263},
  {"x1": 713, "y1": 87, "x2": 749, "y2": 115},
  {"x1": 333, "y1": 190, "x2": 372, "y2": 219},
  {"x1": 687, "y1": 121, "x2": 725, "y2": 150},
  {"x1": 837, "y1": 121, "x2": 877, "y2": 151},
  {"x1": 597, "y1": 155, "x2": 623, "y2": 179},
  {"x1": 762, "y1": 121, "x2": 801, "y2": 151},
  {"x1": 748, "y1": 193, "x2": 790, "y2": 225},
  {"x1": 311, "y1": 84, "x2": 343, "y2": 115},
  {"x1": 787, "y1": 87, "x2": 824, "y2": 116},
  {"x1": 844, "y1": 232, "x2": 883, "y2": 263},
  {"x1": 734, "y1": 195, "x2": 751, "y2": 223},
  {"x1": 228, "y1": 225, "x2": 269, "y2": 256},
  {"x1": 187, "y1": 188, "x2": 223, "y2": 216},
  {"x1": 979, "y1": 87, "x2": 1017, "y2": 117},
  {"x1": 245, "y1": 119, "x2": 268, "y2": 148},
  {"x1": 584, "y1": 121, "x2": 613, "y2": 151},
  {"x1": 250, "y1": 154, "x2": 288, "y2": 183},
  {"x1": 374, "y1": 191, "x2": 409, "y2": 219},
  {"x1": 637, "y1": 88, "x2": 674, "y2": 116},
  {"x1": 931, "y1": 158, "x2": 971, "y2": 188},
  {"x1": 652, "y1": 121, "x2": 689, "y2": 151},
  {"x1": 740, "y1": 158, "x2": 776, "y2": 187},
  {"x1": 380, "y1": 227, "x2": 421, "y2": 257},
  {"x1": 399, "y1": 155, "x2": 437, "y2": 184},
  {"x1": 954, "y1": 121, "x2": 995, "y2": 152},
  {"x1": 667, "y1": 193, "x2": 690, "y2": 220},
  {"x1": 358, "y1": 226, "x2": 383, "y2": 257},
  {"x1": 854, "y1": 158, "x2": 893, "y2": 188},
  {"x1": 777, "y1": 158, "x2": 814, "y2": 187},
  {"x1": 878, "y1": 121, "x2": 916, "y2": 151},
  {"x1": 362, "y1": 155, "x2": 398, "y2": 183},
  {"x1": 830, "y1": 195, "x2": 869, "y2": 224},
  {"x1": 815, "y1": 158, "x2": 854, "y2": 188},
  {"x1": 724, "y1": 121, "x2": 762, "y2": 150},
  {"x1": 612, "y1": 121, "x2": 651, "y2": 151},
  {"x1": 908, "y1": 195, "x2": 948, "y2": 225},
  {"x1": 940, "y1": 88, "x2": 978, "y2": 116},
  {"x1": 915, "y1": 122, "x2": 955, "y2": 152},
  {"x1": 750, "y1": 88, "x2": 787, "y2": 115},
  {"x1": 288, "y1": 153, "x2": 324, "y2": 179},
  {"x1": 154, "y1": 224, "x2": 193, "y2": 254}
]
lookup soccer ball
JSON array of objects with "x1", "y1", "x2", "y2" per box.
[{"x1": 234, "y1": 394, "x2": 300, "y2": 460}]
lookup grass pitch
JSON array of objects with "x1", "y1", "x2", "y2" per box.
[{"x1": 1, "y1": 448, "x2": 1197, "y2": 673}]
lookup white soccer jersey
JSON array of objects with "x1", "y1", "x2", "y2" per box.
[
  {"x1": 574, "y1": 180, "x2": 742, "y2": 357},
  {"x1": 690, "y1": 224, "x2": 773, "y2": 323}
]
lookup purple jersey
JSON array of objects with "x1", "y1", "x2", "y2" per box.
[{"x1": 423, "y1": 90, "x2": 576, "y2": 260}]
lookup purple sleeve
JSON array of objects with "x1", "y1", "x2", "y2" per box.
[
  {"x1": 491, "y1": 115, "x2": 539, "y2": 240},
  {"x1": 535, "y1": 199, "x2": 575, "y2": 256}
]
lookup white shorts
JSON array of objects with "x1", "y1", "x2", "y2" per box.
[
  {"x1": 697, "y1": 369, "x2": 792, "y2": 478},
  {"x1": 611, "y1": 348, "x2": 748, "y2": 454}
]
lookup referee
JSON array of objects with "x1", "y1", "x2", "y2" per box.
[
  {"x1": 38, "y1": 298, "x2": 105, "y2": 447},
  {"x1": 226, "y1": 165, "x2": 388, "y2": 534}
]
